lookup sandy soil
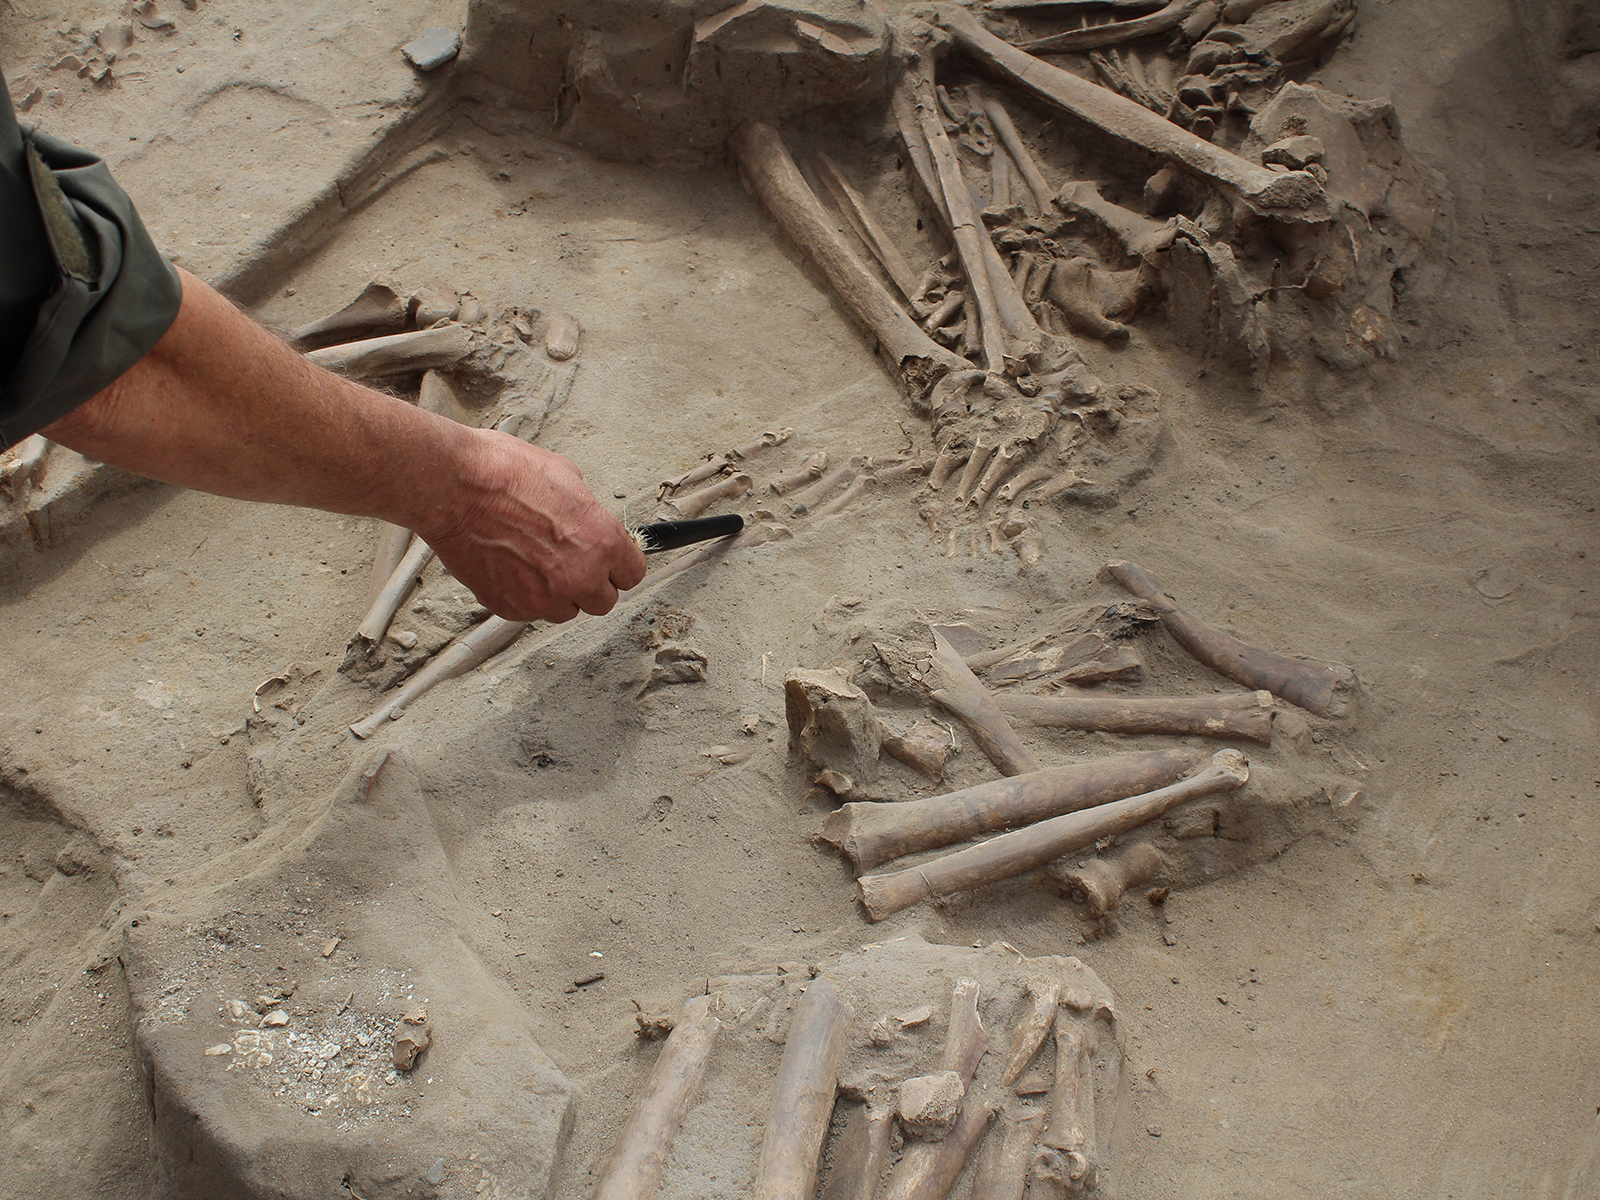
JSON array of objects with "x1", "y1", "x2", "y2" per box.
[{"x1": 2, "y1": 1, "x2": 1598, "y2": 1197}]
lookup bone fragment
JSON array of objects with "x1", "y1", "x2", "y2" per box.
[
  {"x1": 817, "y1": 746, "x2": 1206, "y2": 872},
  {"x1": 940, "y1": 977, "x2": 990, "y2": 1084},
  {"x1": 1019, "y1": 0, "x2": 1208, "y2": 53},
  {"x1": 754, "y1": 978, "x2": 853, "y2": 1200},
  {"x1": 971, "y1": 442, "x2": 1028, "y2": 509},
  {"x1": 730, "y1": 427, "x2": 793, "y2": 462},
  {"x1": 981, "y1": 97, "x2": 1054, "y2": 214},
  {"x1": 819, "y1": 1098, "x2": 894, "y2": 1200},
  {"x1": 813, "y1": 473, "x2": 878, "y2": 519},
  {"x1": 409, "y1": 280, "x2": 460, "y2": 329},
  {"x1": 999, "y1": 689, "x2": 1275, "y2": 743},
  {"x1": 770, "y1": 451, "x2": 828, "y2": 495},
  {"x1": 662, "y1": 455, "x2": 732, "y2": 496},
  {"x1": 953, "y1": 434, "x2": 998, "y2": 506},
  {"x1": 305, "y1": 324, "x2": 471, "y2": 379},
  {"x1": 1057, "y1": 842, "x2": 1163, "y2": 917},
  {"x1": 921, "y1": 289, "x2": 967, "y2": 333},
  {"x1": 879, "y1": 718, "x2": 954, "y2": 781},
  {"x1": 815, "y1": 152, "x2": 919, "y2": 300},
  {"x1": 913, "y1": 87, "x2": 1008, "y2": 371},
  {"x1": 545, "y1": 311, "x2": 582, "y2": 360},
  {"x1": 350, "y1": 615, "x2": 527, "y2": 738},
  {"x1": 1047, "y1": 258, "x2": 1131, "y2": 343},
  {"x1": 928, "y1": 443, "x2": 970, "y2": 491},
  {"x1": 1057, "y1": 181, "x2": 1177, "y2": 264},
  {"x1": 1038, "y1": 1015, "x2": 1093, "y2": 1187},
  {"x1": 288, "y1": 279, "x2": 406, "y2": 348},
  {"x1": 996, "y1": 464, "x2": 1054, "y2": 504},
  {"x1": 989, "y1": 0, "x2": 1163, "y2": 9},
  {"x1": 594, "y1": 994, "x2": 721, "y2": 1200},
  {"x1": 1038, "y1": 641, "x2": 1146, "y2": 687},
  {"x1": 668, "y1": 471, "x2": 753, "y2": 519},
  {"x1": 786, "y1": 667, "x2": 884, "y2": 790},
  {"x1": 730, "y1": 121, "x2": 970, "y2": 393},
  {"x1": 1001, "y1": 982, "x2": 1062, "y2": 1087},
  {"x1": 879, "y1": 1098, "x2": 998, "y2": 1200},
  {"x1": 928, "y1": 629, "x2": 1041, "y2": 776},
  {"x1": 786, "y1": 456, "x2": 865, "y2": 514},
  {"x1": 937, "y1": 7, "x2": 1331, "y2": 221},
  {"x1": 855, "y1": 749, "x2": 1249, "y2": 920},
  {"x1": 356, "y1": 535, "x2": 434, "y2": 645},
  {"x1": 970, "y1": 1105, "x2": 1047, "y2": 1200},
  {"x1": 1106, "y1": 560, "x2": 1356, "y2": 716},
  {"x1": 0, "y1": 434, "x2": 51, "y2": 505}
]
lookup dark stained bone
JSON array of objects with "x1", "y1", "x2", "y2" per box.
[
  {"x1": 1018, "y1": 0, "x2": 1212, "y2": 54},
  {"x1": 1106, "y1": 559, "x2": 1356, "y2": 716},
  {"x1": 855, "y1": 750, "x2": 1249, "y2": 921},
  {"x1": 999, "y1": 689, "x2": 1275, "y2": 743},
  {"x1": 817, "y1": 746, "x2": 1206, "y2": 872}
]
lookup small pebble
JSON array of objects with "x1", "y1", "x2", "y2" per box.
[
  {"x1": 401, "y1": 27, "x2": 460, "y2": 72},
  {"x1": 262, "y1": 1010, "x2": 289, "y2": 1027}
]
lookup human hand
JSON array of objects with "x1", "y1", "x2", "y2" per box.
[{"x1": 421, "y1": 428, "x2": 646, "y2": 623}]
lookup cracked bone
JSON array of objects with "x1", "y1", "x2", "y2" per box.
[
  {"x1": 786, "y1": 667, "x2": 885, "y2": 791},
  {"x1": 939, "y1": 977, "x2": 989, "y2": 1084},
  {"x1": 1107, "y1": 559, "x2": 1356, "y2": 716},
  {"x1": 770, "y1": 451, "x2": 828, "y2": 495},
  {"x1": 594, "y1": 993, "x2": 720, "y2": 1200},
  {"x1": 667, "y1": 471, "x2": 753, "y2": 519},
  {"x1": 730, "y1": 120, "x2": 970, "y2": 395},
  {"x1": 936, "y1": 6, "x2": 1331, "y2": 221},
  {"x1": 817, "y1": 746, "x2": 1207, "y2": 872},
  {"x1": 879, "y1": 1097, "x2": 998, "y2": 1200},
  {"x1": 1001, "y1": 981, "x2": 1062, "y2": 1087},
  {"x1": 898, "y1": 1070, "x2": 965, "y2": 1140},
  {"x1": 753, "y1": 977, "x2": 852, "y2": 1200},
  {"x1": 999, "y1": 689, "x2": 1275, "y2": 743},
  {"x1": 288, "y1": 278, "x2": 406, "y2": 348},
  {"x1": 1055, "y1": 842, "x2": 1164, "y2": 917},
  {"x1": 305, "y1": 323, "x2": 471, "y2": 379},
  {"x1": 927, "y1": 441, "x2": 970, "y2": 491},
  {"x1": 878, "y1": 718, "x2": 953, "y2": 780},
  {"x1": 355, "y1": 534, "x2": 434, "y2": 646},
  {"x1": 855, "y1": 749, "x2": 1250, "y2": 921},
  {"x1": 816, "y1": 151, "x2": 919, "y2": 300}
]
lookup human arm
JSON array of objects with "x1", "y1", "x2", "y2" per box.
[{"x1": 41, "y1": 267, "x2": 646, "y2": 621}]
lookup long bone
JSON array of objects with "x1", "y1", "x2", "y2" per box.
[
  {"x1": 1106, "y1": 560, "x2": 1355, "y2": 716},
  {"x1": 365, "y1": 369, "x2": 460, "y2": 609},
  {"x1": 356, "y1": 535, "x2": 434, "y2": 646},
  {"x1": 815, "y1": 152, "x2": 920, "y2": 301},
  {"x1": 660, "y1": 429, "x2": 791, "y2": 498},
  {"x1": 785, "y1": 455, "x2": 866, "y2": 514},
  {"x1": 936, "y1": 6, "x2": 1331, "y2": 221},
  {"x1": 812, "y1": 473, "x2": 878, "y2": 519},
  {"x1": 817, "y1": 746, "x2": 1206, "y2": 873},
  {"x1": 305, "y1": 323, "x2": 471, "y2": 379},
  {"x1": 953, "y1": 433, "x2": 999, "y2": 505},
  {"x1": 729, "y1": 120, "x2": 971, "y2": 395},
  {"x1": 594, "y1": 993, "x2": 720, "y2": 1200},
  {"x1": 1056, "y1": 181, "x2": 1177, "y2": 264},
  {"x1": 981, "y1": 96, "x2": 1054, "y2": 214},
  {"x1": 999, "y1": 689, "x2": 1275, "y2": 743},
  {"x1": 1036, "y1": 1013, "x2": 1094, "y2": 1190},
  {"x1": 928, "y1": 628, "x2": 1041, "y2": 776},
  {"x1": 855, "y1": 749, "x2": 1250, "y2": 921},
  {"x1": 1019, "y1": 0, "x2": 1212, "y2": 53},
  {"x1": 288, "y1": 278, "x2": 406, "y2": 348},
  {"x1": 754, "y1": 977, "x2": 853, "y2": 1200},
  {"x1": 879, "y1": 1099, "x2": 999, "y2": 1200}
]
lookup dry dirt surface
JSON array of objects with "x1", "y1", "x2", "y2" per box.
[{"x1": 2, "y1": 1, "x2": 1599, "y2": 1198}]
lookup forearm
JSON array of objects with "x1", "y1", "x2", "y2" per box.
[{"x1": 41, "y1": 267, "x2": 472, "y2": 536}]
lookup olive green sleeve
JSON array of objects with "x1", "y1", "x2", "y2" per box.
[{"x1": 1, "y1": 65, "x2": 183, "y2": 450}]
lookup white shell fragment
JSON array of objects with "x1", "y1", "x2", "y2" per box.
[
  {"x1": 262, "y1": 1010, "x2": 290, "y2": 1028},
  {"x1": 203, "y1": 1043, "x2": 233, "y2": 1057}
]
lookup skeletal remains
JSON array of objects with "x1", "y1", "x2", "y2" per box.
[{"x1": 593, "y1": 937, "x2": 1124, "y2": 1200}]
